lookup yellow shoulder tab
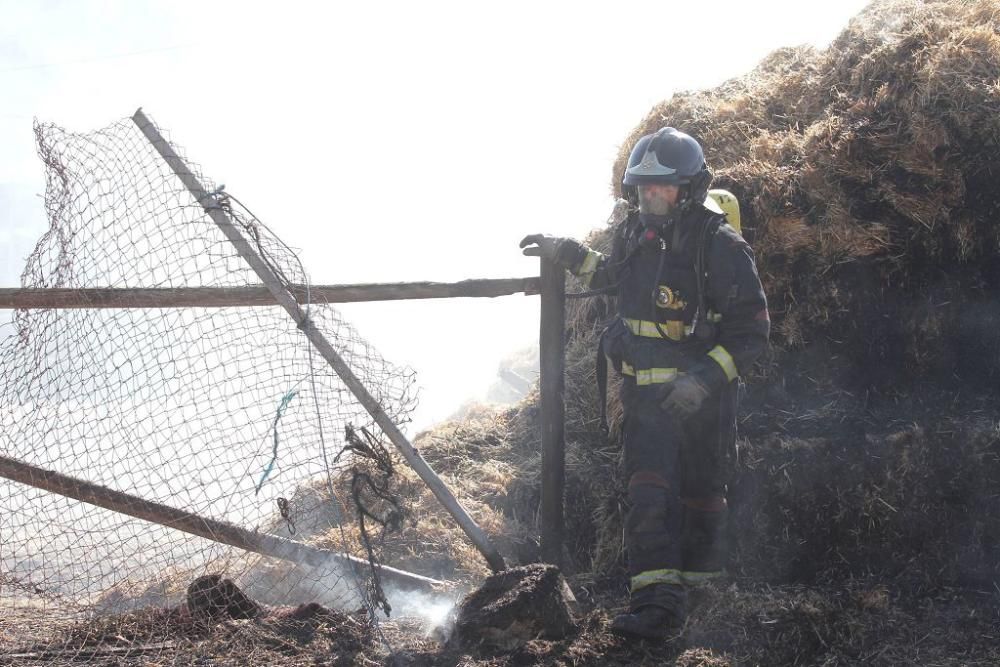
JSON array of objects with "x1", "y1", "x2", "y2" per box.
[
  {"x1": 703, "y1": 193, "x2": 725, "y2": 215},
  {"x1": 706, "y1": 189, "x2": 741, "y2": 235}
]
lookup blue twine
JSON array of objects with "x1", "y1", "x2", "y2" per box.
[{"x1": 255, "y1": 389, "x2": 298, "y2": 495}]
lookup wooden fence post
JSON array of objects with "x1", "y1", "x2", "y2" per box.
[{"x1": 539, "y1": 258, "x2": 566, "y2": 566}]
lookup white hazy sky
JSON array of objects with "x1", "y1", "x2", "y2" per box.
[{"x1": 1, "y1": 0, "x2": 871, "y2": 431}]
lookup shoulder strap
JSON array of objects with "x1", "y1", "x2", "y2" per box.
[{"x1": 692, "y1": 214, "x2": 726, "y2": 338}]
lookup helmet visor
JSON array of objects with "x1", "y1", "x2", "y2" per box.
[{"x1": 626, "y1": 147, "x2": 677, "y2": 180}]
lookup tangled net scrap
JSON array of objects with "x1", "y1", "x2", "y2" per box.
[{"x1": 0, "y1": 114, "x2": 418, "y2": 660}]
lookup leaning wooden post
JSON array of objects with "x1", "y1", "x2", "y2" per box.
[
  {"x1": 538, "y1": 258, "x2": 566, "y2": 566},
  {"x1": 0, "y1": 454, "x2": 442, "y2": 592},
  {"x1": 132, "y1": 109, "x2": 506, "y2": 573}
]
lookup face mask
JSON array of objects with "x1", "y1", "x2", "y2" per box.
[{"x1": 637, "y1": 186, "x2": 677, "y2": 217}]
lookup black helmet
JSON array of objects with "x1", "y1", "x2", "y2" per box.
[{"x1": 622, "y1": 127, "x2": 712, "y2": 205}]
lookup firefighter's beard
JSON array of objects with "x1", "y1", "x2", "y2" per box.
[{"x1": 638, "y1": 188, "x2": 677, "y2": 217}]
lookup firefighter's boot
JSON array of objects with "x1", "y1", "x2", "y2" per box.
[{"x1": 610, "y1": 601, "x2": 684, "y2": 640}]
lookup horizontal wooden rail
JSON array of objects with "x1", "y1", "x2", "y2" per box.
[{"x1": 0, "y1": 278, "x2": 542, "y2": 309}]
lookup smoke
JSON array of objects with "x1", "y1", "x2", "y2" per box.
[
  {"x1": 244, "y1": 558, "x2": 462, "y2": 639},
  {"x1": 384, "y1": 586, "x2": 462, "y2": 639}
]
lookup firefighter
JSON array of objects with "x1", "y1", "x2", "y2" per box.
[{"x1": 520, "y1": 127, "x2": 769, "y2": 640}]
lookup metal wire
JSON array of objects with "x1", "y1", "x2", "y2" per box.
[{"x1": 0, "y1": 115, "x2": 418, "y2": 662}]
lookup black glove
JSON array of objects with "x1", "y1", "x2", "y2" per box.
[
  {"x1": 519, "y1": 234, "x2": 583, "y2": 269},
  {"x1": 660, "y1": 372, "x2": 712, "y2": 417}
]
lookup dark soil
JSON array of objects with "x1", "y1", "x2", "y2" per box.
[
  {"x1": 449, "y1": 564, "x2": 575, "y2": 651},
  {"x1": 187, "y1": 574, "x2": 263, "y2": 622}
]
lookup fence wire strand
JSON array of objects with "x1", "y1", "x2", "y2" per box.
[{"x1": 0, "y1": 115, "x2": 417, "y2": 663}]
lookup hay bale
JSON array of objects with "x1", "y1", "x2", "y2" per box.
[
  {"x1": 449, "y1": 564, "x2": 576, "y2": 651},
  {"x1": 610, "y1": 0, "x2": 1000, "y2": 389},
  {"x1": 497, "y1": 0, "x2": 1000, "y2": 590}
]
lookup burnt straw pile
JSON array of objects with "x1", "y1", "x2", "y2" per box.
[
  {"x1": 612, "y1": 0, "x2": 1000, "y2": 391},
  {"x1": 350, "y1": 0, "x2": 1000, "y2": 663},
  {"x1": 599, "y1": 0, "x2": 1000, "y2": 591}
]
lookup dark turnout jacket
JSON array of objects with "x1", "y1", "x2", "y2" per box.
[{"x1": 570, "y1": 201, "x2": 769, "y2": 392}]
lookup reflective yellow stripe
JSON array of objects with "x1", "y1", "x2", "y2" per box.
[
  {"x1": 631, "y1": 568, "x2": 684, "y2": 591},
  {"x1": 680, "y1": 570, "x2": 725, "y2": 585},
  {"x1": 577, "y1": 249, "x2": 601, "y2": 276},
  {"x1": 620, "y1": 363, "x2": 678, "y2": 385},
  {"x1": 624, "y1": 318, "x2": 690, "y2": 341},
  {"x1": 708, "y1": 344, "x2": 738, "y2": 382},
  {"x1": 635, "y1": 368, "x2": 679, "y2": 386},
  {"x1": 574, "y1": 250, "x2": 603, "y2": 288}
]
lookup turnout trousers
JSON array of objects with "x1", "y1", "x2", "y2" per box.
[{"x1": 621, "y1": 376, "x2": 737, "y2": 612}]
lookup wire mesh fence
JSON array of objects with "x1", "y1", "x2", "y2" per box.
[{"x1": 0, "y1": 114, "x2": 419, "y2": 662}]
